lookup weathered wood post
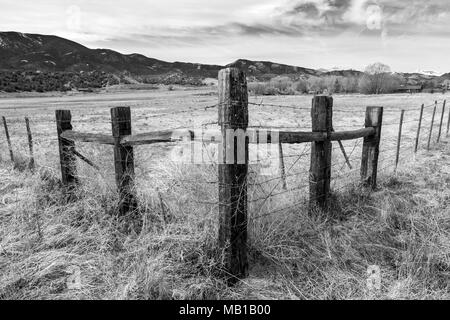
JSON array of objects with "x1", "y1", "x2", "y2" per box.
[
  {"x1": 25, "y1": 117, "x2": 35, "y2": 170},
  {"x1": 218, "y1": 67, "x2": 249, "y2": 284},
  {"x1": 395, "y1": 110, "x2": 405, "y2": 170},
  {"x1": 309, "y1": 95, "x2": 333, "y2": 210},
  {"x1": 437, "y1": 100, "x2": 446, "y2": 143},
  {"x1": 111, "y1": 107, "x2": 137, "y2": 217},
  {"x1": 2, "y1": 116, "x2": 14, "y2": 163},
  {"x1": 427, "y1": 102, "x2": 437, "y2": 151},
  {"x1": 361, "y1": 106, "x2": 383, "y2": 189},
  {"x1": 55, "y1": 110, "x2": 78, "y2": 188},
  {"x1": 278, "y1": 142, "x2": 287, "y2": 190},
  {"x1": 414, "y1": 104, "x2": 424, "y2": 153}
]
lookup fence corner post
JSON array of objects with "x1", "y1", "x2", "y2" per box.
[
  {"x1": 55, "y1": 110, "x2": 78, "y2": 192},
  {"x1": 309, "y1": 95, "x2": 333, "y2": 211},
  {"x1": 360, "y1": 106, "x2": 383, "y2": 189},
  {"x1": 217, "y1": 67, "x2": 249, "y2": 285},
  {"x1": 111, "y1": 107, "x2": 137, "y2": 218}
]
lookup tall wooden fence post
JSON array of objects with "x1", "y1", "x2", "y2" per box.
[
  {"x1": 55, "y1": 110, "x2": 78, "y2": 189},
  {"x1": 437, "y1": 100, "x2": 446, "y2": 143},
  {"x1": 111, "y1": 107, "x2": 137, "y2": 217},
  {"x1": 427, "y1": 102, "x2": 437, "y2": 151},
  {"x1": 414, "y1": 104, "x2": 424, "y2": 153},
  {"x1": 218, "y1": 67, "x2": 249, "y2": 284},
  {"x1": 395, "y1": 110, "x2": 405, "y2": 170},
  {"x1": 25, "y1": 117, "x2": 35, "y2": 170},
  {"x1": 309, "y1": 95, "x2": 333, "y2": 210},
  {"x1": 361, "y1": 106, "x2": 383, "y2": 189},
  {"x1": 2, "y1": 116, "x2": 14, "y2": 163}
]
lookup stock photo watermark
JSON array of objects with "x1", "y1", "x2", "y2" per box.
[
  {"x1": 168, "y1": 128, "x2": 282, "y2": 176},
  {"x1": 66, "y1": 5, "x2": 82, "y2": 31},
  {"x1": 366, "y1": 265, "x2": 381, "y2": 292},
  {"x1": 66, "y1": 265, "x2": 81, "y2": 290}
]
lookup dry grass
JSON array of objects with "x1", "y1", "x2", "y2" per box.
[
  {"x1": 0, "y1": 138, "x2": 448, "y2": 300},
  {"x1": 0, "y1": 90, "x2": 449, "y2": 300}
]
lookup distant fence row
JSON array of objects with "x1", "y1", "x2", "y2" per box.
[{"x1": 1, "y1": 67, "x2": 449, "y2": 285}]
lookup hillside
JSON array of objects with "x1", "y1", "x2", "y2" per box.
[
  {"x1": 0, "y1": 32, "x2": 221, "y2": 78},
  {"x1": 0, "y1": 31, "x2": 364, "y2": 85},
  {"x1": 0, "y1": 31, "x2": 449, "y2": 92}
]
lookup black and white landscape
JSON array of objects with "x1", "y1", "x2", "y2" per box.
[{"x1": 0, "y1": 0, "x2": 449, "y2": 302}]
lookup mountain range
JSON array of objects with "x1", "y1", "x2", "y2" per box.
[{"x1": 0, "y1": 31, "x2": 449, "y2": 85}]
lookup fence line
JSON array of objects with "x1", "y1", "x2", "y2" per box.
[{"x1": 1, "y1": 67, "x2": 449, "y2": 285}]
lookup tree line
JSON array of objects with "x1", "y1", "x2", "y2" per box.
[
  {"x1": 249, "y1": 63, "x2": 443, "y2": 95},
  {"x1": 0, "y1": 71, "x2": 120, "y2": 92}
]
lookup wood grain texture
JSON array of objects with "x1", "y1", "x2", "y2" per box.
[
  {"x1": 309, "y1": 95, "x2": 333, "y2": 210},
  {"x1": 60, "y1": 130, "x2": 115, "y2": 145},
  {"x1": 360, "y1": 106, "x2": 383, "y2": 189},
  {"x1": 111, "y1": 107, "x2": 137, "y2": 217},
  {"x1": 217, "y1": 67, "x2": 249, "y2": 284},
  {"x1": 55, "y1": 110, "x2": 78, "y2": 188}
]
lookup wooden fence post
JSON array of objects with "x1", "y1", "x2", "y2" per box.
[
  {"x1": 55, "y1": 110, "x2": 78, "y2": 188},
  {"x1": 395, "y1": 110, "x2": 405, "y2": 170},
  {"x1": 2, "y1": 116, "x2": 14, "y2": 163},
  {"x1": 446, "y1": 100, "x2": 450, "y2": 137},
  {"x1": 427, "y1": 102, "x2": 437, "y2": 151},
  {"x1": 309, "y1": 95, "x2": 333, "y2": 210},
  {"x1": 278, "y1": 142, "x2": 287, "y2": 190},
  {"x1": 437, "y1": 100, "x2": 446, "y2": 143},
  {"x1": 414, "y1": 104, "x2": 424, "y2": 153},
  {"x1": 361, "y1": 106, "x2": 383, "y2": 189},
  {"x1": 218, "y1": 67, "x2": 249, "y2": 284},
  {"x1": 25, "y1": 117, "x2": 35, "y2": 170},
  {"x1": 111, "y1": 107, "x2": 137, "y2": 217}
]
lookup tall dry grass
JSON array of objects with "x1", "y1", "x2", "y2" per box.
[{"x1": 0, "y1": 139, "x2": 448, "y2": 300}]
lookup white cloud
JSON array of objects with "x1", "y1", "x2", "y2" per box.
[{"x1": 0, "y1": 0, "x2": 450, "y2": 72}]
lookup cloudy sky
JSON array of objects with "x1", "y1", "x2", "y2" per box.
[{"x1": 1, "y1": 0, "x2": 450, "y2": 73}]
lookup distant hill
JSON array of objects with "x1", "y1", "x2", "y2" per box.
[
  {"x1": 0, "y1": 31, "x2": 222, "y2": 83},
  {"x1": 0, "y1": 31, "x2": 361, "y2": 83},
  {"x1": 0, "y1": 31, "x2": 448, "y2": 92}
]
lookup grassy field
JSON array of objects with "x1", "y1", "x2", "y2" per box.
[{"x1": 0, "y1": 88, "x2": 449, "y2": 299}]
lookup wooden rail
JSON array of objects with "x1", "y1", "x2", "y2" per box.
[
  {"x1": 60, "y1": 127, "x2": 375, "y2": 146},
  {"x1": 61, "y1": 130, "x2": 114, "y2": 145}
]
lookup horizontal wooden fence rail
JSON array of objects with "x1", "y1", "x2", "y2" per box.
[
  {"x1": 61, "y1": 127, "x2": 376, "y2": 146},
  {"x1": 60, "y1": 130, "x2": 115, "y2": 145}
]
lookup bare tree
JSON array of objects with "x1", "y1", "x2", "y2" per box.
[{"x1": 359, "y1": 62, "x2": 394, "y2": 94}]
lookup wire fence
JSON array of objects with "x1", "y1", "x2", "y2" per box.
[
  {"x1": 1, "y1": 97, "x2": 448, "y2": 214},
  {"x1": 1, "y1": 87, "x2": 449, "y2": 285}
]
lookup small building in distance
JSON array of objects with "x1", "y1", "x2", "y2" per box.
[{"x1": 396, "y1": 84, "x2": 423, "y2": 94}]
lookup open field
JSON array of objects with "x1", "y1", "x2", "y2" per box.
[{"x1": 0, "y1": 88, "x2": 449, "y2": 299}]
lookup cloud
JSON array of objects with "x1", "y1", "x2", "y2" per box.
[{"x1": 1, "y1": 0, "x2": 450, "y2": 72}]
